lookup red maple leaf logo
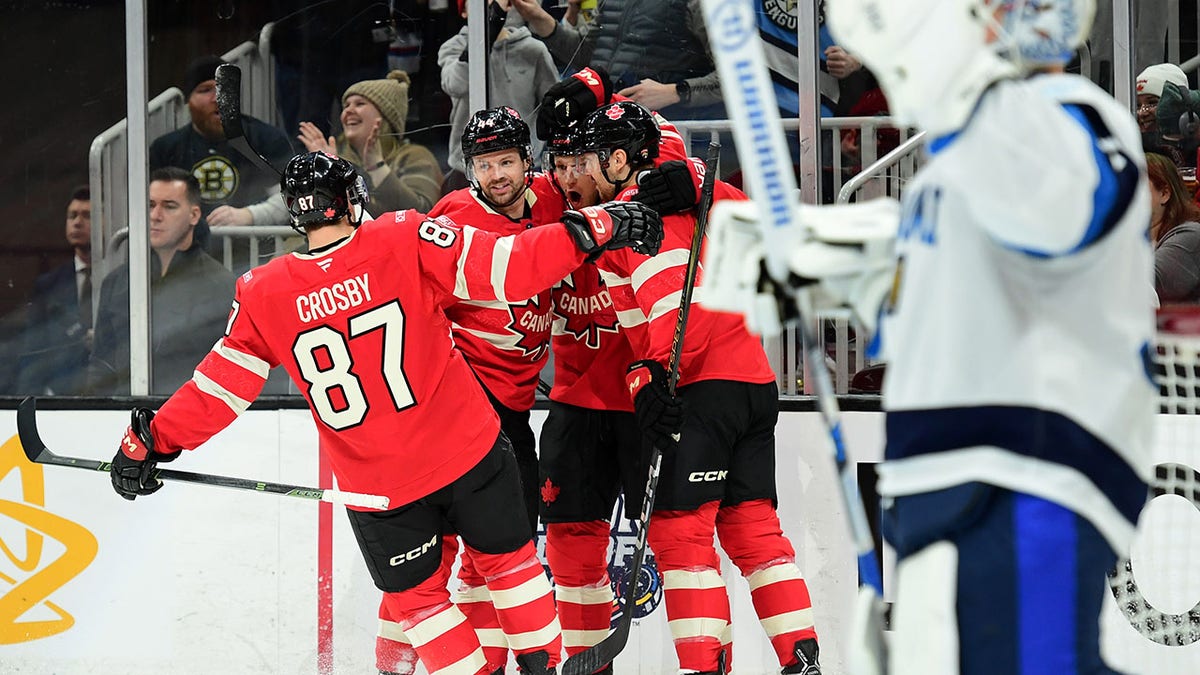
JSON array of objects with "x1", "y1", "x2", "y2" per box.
[
  {"x1": 507, "y1": 294, "x2": 552, "y2": 360},
  {"x1": 540, "y1": 478, "x2": 560, "y2": 504},
  {"x1": 605, "y1": 104, "x2": 625, "y2": 120},
  {"x1": 323, "y1": 207, "x2": 337, "y2": 218},
  {"x1": 552, "y1": 268, "x2": 620, "y2": 349}
]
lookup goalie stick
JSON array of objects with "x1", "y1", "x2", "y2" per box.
[
  {"x1": 561, "y1": 140, "x2": 722, "y2": 675},
  {"x1": 698, "y1": 0, "x2": 888, "y2": 670},
  {"x1": 215, "y1": 63, "x2": 282, "y2": 177},
  {"x1": 16, "y1": 397, "x2": 390, "y2": 510}
]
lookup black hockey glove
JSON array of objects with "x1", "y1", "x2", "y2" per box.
[
  {"x1": 626, "y1": 360, "x2": 685, "y2": 449},
  {"x1": 536, "y1": 67, "x2": 612, "y2": 141},
  {"x1": 634, "y1": 160, "x2": 699, "y2": 215},
  {"x1": 111, "y1": 407, "x2": 181, "y2": 500},
  {"x1": 561, "y1": 201, "x2": 664, "y2": 262}
]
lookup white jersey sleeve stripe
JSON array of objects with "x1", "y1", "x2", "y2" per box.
[
  {"x1": 648, "y1": 290, "x2": 685, "y2": 322},
  {"x1": 616, "y1": 307, "x2": 649, "y2": 327},
  {"x1": 191, "y1": 370, "x2": 253, "y2": 415},
  {"x1": 454, "y1": 227, "x2": 476, "y2": 300},
  {"x1": 213, "y1": 338, "x2": 271, "y2": 379},
  {"x1": 631, "y1": 248, "x2": 690, "y2": 293},
  {"x1": 490, "y1": 234, "x2": 515, "y2": 304}
]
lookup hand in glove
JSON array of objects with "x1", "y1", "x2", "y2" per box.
[
  {"x1": 700, "y1": 198, "x2": 901, "y2": 336},
  {"x1": 111, "y1": 407, "x2": 181, "y2": 500},
  {"x1": 1157, "y1": 81, "x2": 1200, "y2": 137},
  {"x1": 561, "y1": 200, "x2": 664, "y2": 261},
  {"x1": 634, "y1": 160, "x2": 700, "y2": 215},
  {"x1": 536, "y1": 67, "x2": 612, "y2": 141},
  {"x1": 626, "y1": 360, "x2": 685, "y2": 448}
]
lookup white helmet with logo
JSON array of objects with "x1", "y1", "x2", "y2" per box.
[{"x1": 826, "y1": 0, "x2": 1017, "y2": 137}]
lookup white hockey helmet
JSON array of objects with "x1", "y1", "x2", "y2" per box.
[
  {"x1": 988, "y1": 0, "x2": 1096, "y2": 67},
  {"x1": 826, "y1": 0, "x2": 1018, "y2": 137}
]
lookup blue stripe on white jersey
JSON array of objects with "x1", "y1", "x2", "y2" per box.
[{"x1": 885, "y1": 406, "x2": 1147, "y2": 525}]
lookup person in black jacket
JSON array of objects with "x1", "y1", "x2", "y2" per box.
[
  {"x1": 87, "y1": 168, "x2": 235, "y2": 395},
  {"x1": 17, "y1": 185, "x2": 95, "y2": 395}
]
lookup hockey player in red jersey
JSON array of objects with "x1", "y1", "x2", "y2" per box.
[
  {"x1": 537, "y1": 119, "x2": 647, "y2": 671},
  {"x1": 371, "y1": 95, "x2": 705, "y2": 674},
  {"x1": 532, "y1": 72, "x2": 733, "y2": 670},
  {"x1": 377, "y1": 106, "x2": 567, "y2": 674},
  {"x1": 575, "y1": 101, "x2": 823, "y2": 675},
  {"x1": 107, "y1": 151, "x2": 665, "y2": 675}
]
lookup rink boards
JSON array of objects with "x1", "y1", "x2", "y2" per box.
[{"x1": 1, "y1": 408, "x2": 1197, "y2": 674}]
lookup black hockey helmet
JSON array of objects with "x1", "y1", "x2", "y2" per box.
[
  {"x1": 579, "y1": 101, "x2": 660, "y2": 166},
  {"x1": 461, "y1": 106, "x2": 533, "y2": 162},
  {"x1": 280, "y1": 151, "x2": 369, "y2": 231}
]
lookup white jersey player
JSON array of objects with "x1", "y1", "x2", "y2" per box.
[{"x1": 703, "y1": 0, "x2": 1153, "y2": 673}]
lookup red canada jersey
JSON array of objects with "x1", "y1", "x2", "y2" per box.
[
  {"x1": 430, "y1": 182, "x2": 567, "y2": 411},
  {"x1": 149, "y1": 210, "x2": 589, "y2": 509},
  {"x1": 597, "y1": 183, "x2": 776, "y2": 392},
  {"x1": 549, "y1": 263, "x2": 636, "y2": 411}
]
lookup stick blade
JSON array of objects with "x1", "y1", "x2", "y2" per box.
[
  {"x1": 16, "y1": 396, "x2": 48, "y2": 463},
  {"x1": 560, "y1": 622, "x2": 629, "y2": 675},
  {"x1": 215, "y1": 63, "x2": 244, "y2": 141}
]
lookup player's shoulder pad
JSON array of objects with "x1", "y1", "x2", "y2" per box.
[{"x1": 1026, "y1": 73, "x2": 1144, "y2": 153}]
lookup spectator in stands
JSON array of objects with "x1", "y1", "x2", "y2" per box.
[
  {"x1": 16, "y1": 185, "x2": 94, "y2": 395},
  {"x1": 87, "y1": 168, "x2": 235, "y2": 395},
  {"x1": 297, "y1": 71, "x2": 444, "y2": 213},
  {"x1": 510, "y1": 0, "x2": 724, "y2": 120},
  {"x1": 437, "y1": 0, "x2": 558, "y2": 191},
  {"x1": 1148, "y1": 152, "x2": 1200, "y2": 303},
  {"x1": 269, "y1": 0, "x2": 391, "y2": 138},
  {"x1": 1136, "y1": 63, "x2": 1190, "y2": 157},
  {"x1": 150, "y1": 55, "x2": 294, "y2": 241}
]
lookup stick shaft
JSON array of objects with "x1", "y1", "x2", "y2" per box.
[{"x1": 16, "y1": 397, "x2": 388, "y2": 510}]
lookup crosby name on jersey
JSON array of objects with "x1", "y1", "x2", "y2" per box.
[{"x1": 295, "y1": 274, "x2": 374, "y2": 323}]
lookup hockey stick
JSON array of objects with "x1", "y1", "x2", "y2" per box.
[
  {"x1": 698, "y1": 0, "x2": 888, "y2": 670},
  {"x1": 16, "y1": 397, "x2": 389, "y2": 510},
  {"x1": 561, "y1": 141, "x2": 721, "y2": 675},
  {"x1": 215, "y1": 63, "x2": 283, "y2": 177}
]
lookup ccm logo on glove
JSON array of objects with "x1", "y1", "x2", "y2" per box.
[{"x1": 581, "y1": 207, "x2": 610, "y2": 236}]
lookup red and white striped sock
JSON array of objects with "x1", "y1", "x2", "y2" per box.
[
  {"x1": 546, "y1": 520, "x2": 614, "y2": 656},
  {"x1": 470, "y1": 541, "x2": 563, "y2": 667}
]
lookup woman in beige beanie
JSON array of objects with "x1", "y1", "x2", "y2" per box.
[{"x1": 298, "y1": 70, "x2": 444, "y2": 213}]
